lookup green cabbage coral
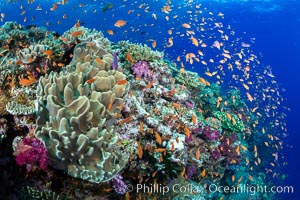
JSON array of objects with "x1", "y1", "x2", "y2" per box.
[{"x1": 213, "y1": 111, "x2": 245, "y2": 132}]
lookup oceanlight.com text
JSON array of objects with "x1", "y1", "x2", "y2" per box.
[{"x1": 125, "y1": 183, "x2": 294, "y2": 196}]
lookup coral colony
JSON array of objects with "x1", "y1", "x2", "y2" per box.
[{"x1": 0, "y1": 21, "x2": 285, "y2": 199}]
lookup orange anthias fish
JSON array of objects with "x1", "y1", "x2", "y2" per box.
[
  {"x1": 114, "y1": 20, "x2": 126, "y2": 27},
  {"x1": 119, "y1": 116, "x2": 132, "y2": 125},
  {"x1": 182, "y1": 23, "x2": 191, "y2": 28},
  {"x1": 137, "y1": 142, "x2": 143, "y2": 159},
  {"x1": 44, "y1": 49, "x2": 53, "y2": 58},
  {"x1": 152, "y1": 40, "x2": 157, "y2": 48},
  {"x1": 19, "y1": 75, "x2": 35, "y2": 86},
  {"x1": 145, "y1": 80, "x2": 155, "y2": 89},
  {"x1": 196, "y1": 147, "x2": 201, "y2": 160},
  {"x1": 126, "y1": 52, "x2": 134, "y2": 63},
  {"x1": 74, "y1": 20, "x2": 81, "y2": 28},
  {"x1": 71, "y1": 31, "x2": 82, "y2": 37},
  {"x1": 107, "y1": 29, "x2": 114, "y2": 35},
  {"x1": 192, "y1": 113, "x2": 197, "y2": 125},
  {"x1": 154, "y1": 131, "x2": 162, "y2": 145},
  {"x1": 86, "y1": 77, "x2": 96, "y2": 84},
  {"x1": 117, "y1": 79, "x2": 127, "y2": 85}
]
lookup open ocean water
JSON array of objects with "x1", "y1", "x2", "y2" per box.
[{"x1": 0, "y1": 0, "x2": 299, "y2": 199}]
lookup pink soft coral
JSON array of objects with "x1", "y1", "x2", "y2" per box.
[
  {"x1": 13, "y1": 137, "x2": 48, "y2": 172},
  {"x1": 132, "y1": 60, "x2": 150, "y2": 78}
]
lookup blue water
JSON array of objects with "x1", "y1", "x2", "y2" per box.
[
  {"x1": 207, "y1": 1, "x2": 300, "y2": 199},
  {"x1": 0, "y1": 0, "x2": 299, "y2": 199},
  {"x1": 221, "y1": 2, "x2": 300, "y2": 199}
]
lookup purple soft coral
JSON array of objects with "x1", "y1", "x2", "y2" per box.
[
  {"x1": 192, "y1": 122, "x2": 203, "y2": 135},
  {"x1": 132, "y1": 60, "x2": 150, "y2": 78},
  {"x1": 112, "y1": 174, "x2": 127, "y2": 194},
  {"x1": 14, "y1": 137, "x2": 48, "y2": 172},
  {"x1": 186, "y1": 165, "x2": 197, "y2": 179},
  {"x1": 202, "y1": 125, "x2": 220, "y2": 141}
]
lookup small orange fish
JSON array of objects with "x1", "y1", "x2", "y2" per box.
[
  {"x1": 173, "y1": 102, "x2": 181, "y2": 109},
  {"x1": 152, "y1": 171, "x2": 158, "y2": 178},
  {"x1": 190, "y1": 37, "x2": 199, "y2": 47},
  {"x1": 87, "y1": 42, "x2": 94, "y2": 47},
  {"x1": 50, "y1": 3, "x2": 58, "y2": 11},
  {"x1": 155, "y1": 148, "x2": 166, "y2": 153},
  {"x1": 57, "y1": 63, "x2": 65, "y2": 67},
  {"x1": 196, "y1": 147, "x2": 200, "y2": 160},
  {"x1": 44, "y1": 49, "x2": 53, "y2": 56},
  {"x1": 248, "y1": 175, "x2": 254, "y2": 181},
  {"x1": 154, "y1": 132, "x2": 162, "y2": 145},
  {"x1": 26, "y1": 57, "x2": 36, "y2": 63},
  {"x1": 240, "y1": 145, "x2": 247, "y2": 151},
  {"x1": 103, "y1": 188, "x2": 113, "y2": 192},
  {"x1": 246, "y1": 92, "x2": 254, "y2": 102},
  {"x1": 184, "y1": 126, "x2": 191, "y2": 138},
  {"x1": 107, "y1": 29, "x2": 114, "y2": 35},
  {"x1": 181, "y1": 167, "x2": 186, "y2": 177},
  {"x1": 139, "y1": 121, "x2": 144, "y2": 133},
  {"x1": 71, "y1": 31, "x2": 82, "y2": 37},
  {"x1": 117, "y1": 79, "x2": 127, "y2": 85},
  {"x1": 107, "y1": 98, "x2": 114, "y2": 111},
  {"x1": 145, "y1": 80, "x2": 155, "y2": 89},
  {"x1": 74, "y1": 20, "x2": 81, "y2": 28},
  {"x1": 95, "y1": 58, "x2": 103, "y2": 64},
  {"x1": 152, "y1": 40, "x2": 156, "y2": 48},
  {"x1": 19, "y1": 77, "x2": 35, "y2": 86},
  {"x1": 125, "y1": 192, "x2": 130, "y2": 200},
  {"x1": 137, "y1": 142, "x2": 143, "y2": 159},
  {"x1": 180, "y1": 67, "x2": 185, "y2": 74},
  {"x1": 126, "y1": 52, "x2": 134, "y2": 63},
  {"x1": 114, "y1": 20, "x2": 126, "y2": 27},
  {"x1": 86, "y1": 77, "x2": 96, "y2": 84},
  {"x1": 192, "y1": 113, "x2": 197, "y2": 125},
  {"x1": 15, "y1": 60, "x2": 23, "y2": 65},
  {"x1": 119, "y1": 116, "x2": 132, "y2": 125},
  {"x1": 182, "y1": 23, "x2": 191, "y2": 28},
  {"x1": 199, "y1": 77, "x2": 207, "y2": 85}
]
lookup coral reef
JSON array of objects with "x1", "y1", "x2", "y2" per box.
[{"x1": 0, "y1": 21, "x2": 282, "y2": 200}]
